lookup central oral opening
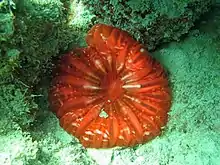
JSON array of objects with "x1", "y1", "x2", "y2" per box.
[
  {"x1": 101, "y1": 72, "x2": 124, "y2": 103},
  {"x1": 107, "y1": 78, "x2": 124, "y2": 102}
]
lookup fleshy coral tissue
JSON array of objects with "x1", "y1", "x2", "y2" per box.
[{"x1": 48, "y1": 24, "x2": 171, "y2": 148}]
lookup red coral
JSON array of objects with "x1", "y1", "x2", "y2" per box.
[{"x1": 49, "y1": 24, "x2": 171, "y2": 148}]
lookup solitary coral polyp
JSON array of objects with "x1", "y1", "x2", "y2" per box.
[{"x1": 49, "y1": 24, "x2": 171, "y2": 148}]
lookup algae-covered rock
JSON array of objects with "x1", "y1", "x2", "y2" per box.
[
  {"x1": 0, "y1": 13, "x2": 14, "y2": 41},
  {"x1": 0, "y1": 84, "x2": 39, "y2": 164},
  {"x1": 0, "y1": 0, "x2": 18, "y2": 83},
  {"x1": 0, "y1": 0, "x2": 86, "y2": 86},
  {"x1": 80, "y1": 0, "x2": 215, "y2": 50}
]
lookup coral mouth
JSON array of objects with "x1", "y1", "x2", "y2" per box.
[{"x1": 101, "y1": 71, "x2": 124, "y2": 104}]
